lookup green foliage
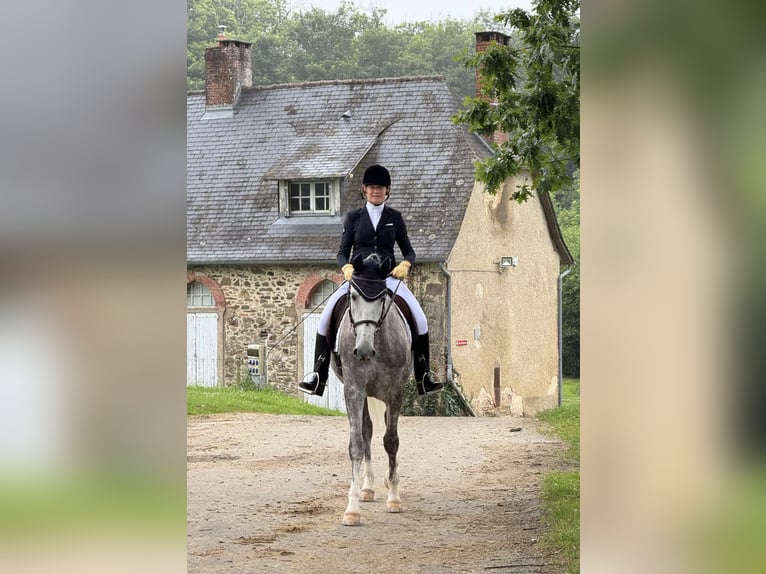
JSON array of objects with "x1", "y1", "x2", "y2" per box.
[
  {"x1": 536, "y1": 378, "x2": 579, "y2": 460},
  {"x1": 0, "y1": 472, "x2": 183, "y2": 538},
  {"x1": 187, "y1": 384, "x2": 343, "y2": 416},
  {"x1": 453, "y1": 0, "x2": 580, "y2": 200},
  {"x1": 187, "y1": 0, "x2": 492, "y2": 99},
  {"x1": 553, "y1": 173, "x2": 580, "y2": 377},
  {"x1": 401, "y1": 376, "x2": 472, "y2": 416},
  {"x1": 536, "y1": 378, "x2": 580, "y2": 573},
  {"x1": 694, "y1": 463, "x2": 766, "y2": 574},
  {"x1": 540, "y1": 471, "x2": 580, "y2": 573},
  {"x1": 187, "y1": 0, "x2": 293, "y2": 90}
]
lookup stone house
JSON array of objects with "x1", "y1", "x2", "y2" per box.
[{"x1": 187, "y1": 33, "x2": 573, "y2": 416}]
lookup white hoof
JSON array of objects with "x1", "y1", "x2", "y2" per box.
[
  {"x1": 360, "y1": 489, "x2": 375, "y2": 502},
  {"x1": 386, "y1": 501, "x2": 402, "y2": 513},
  {"x1": 342, "y1": 512, "x2": 361, "y2": 526}
]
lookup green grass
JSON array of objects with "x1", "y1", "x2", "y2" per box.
[
  {"x1": 536, "y1": 378, "x2": 580, "y2": 574},
  {"x1": 187, "y1": 384, "x2": 344, "y2": 416},
  {"x1": 0, "y1": 471, "x2": 184, "y2": 538},
  {"x1": 537, "y1": 377, "x2": 580, "y2": 461},
  {"x1": 697, "y1": 462, "x2": 766, "y2": 574}
]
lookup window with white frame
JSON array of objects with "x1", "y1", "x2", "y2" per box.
[
  {"x1": 279, "y1": 179, "x2": 339, "y2": 217},
  {"x1": 187, "y1": 281, "x2": 215, "y2": 307},
  {"x1": 309, "y1": 280, "x2": 339, "y2": 309}
]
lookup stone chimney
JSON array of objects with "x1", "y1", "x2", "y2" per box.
[
  {"x1": 474, "y1": 31, "x2": 511, "y2": 145},
  {"x1": 204, "y1": 37, "x2": 252, "y2": 112}
]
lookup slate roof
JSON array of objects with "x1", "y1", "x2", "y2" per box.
[{"x1": 187, "y1": 76, "x2": 492, "y2": 264}]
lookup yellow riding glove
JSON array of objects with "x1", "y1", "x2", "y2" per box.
[
  {"x1": 391, "y1": 260, "x2": 411, "y2": 279},
  {"x1": 342, "y1": 264, "x2": 354, "y2": 281}
]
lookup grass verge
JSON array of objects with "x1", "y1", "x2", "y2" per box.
[
  {"x1": 536, "y1": 378, "x2": 580, "y2": 574},
  {"x1": 187, "y1": 383, "x2": 343, "y2": 416},
  {"x1": 0, "y1": 471, "x2": 184, "y2": 539}
]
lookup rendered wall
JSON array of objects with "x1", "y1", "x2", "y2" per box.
[{"x1": 447, "y1": 177, "x2": 561, "y2": 416}]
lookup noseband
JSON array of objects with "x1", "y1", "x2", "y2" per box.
[{"x1": 347, "y1": 278, "x2": 401, "y2": 335}]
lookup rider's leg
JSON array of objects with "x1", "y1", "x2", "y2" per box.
[
  {"x1": 412, "y1": 332, "x2": 444, "y2": 395},
  {"x1": 385, "y1": 278, "x2": 443, "y2": 395},
  {"x1": 298, "y1": 334, "x2": 331, "y2": 396}
]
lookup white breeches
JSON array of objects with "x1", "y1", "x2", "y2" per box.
[{"x1": 317, "y1": 277, "x2": 428, "y2": 336}]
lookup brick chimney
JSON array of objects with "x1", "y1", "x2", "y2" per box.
[
  {"x1": 204, "y1": 38, "x2": 252, "y2": 111},
  {"x1": 474, "y1": 31, "x2": 511, "y2": 145}
]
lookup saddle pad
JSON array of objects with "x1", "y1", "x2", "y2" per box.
[{"x1": 349, "y1": 276, "x2": 389, "y2": 301}]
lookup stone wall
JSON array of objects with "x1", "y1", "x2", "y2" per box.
[
  {"x1": 407, "y1": 261, "x2": 448, "y2": 378},
  {"x1": 188, "y1": 262, "x2": 450, "y2": 393}
]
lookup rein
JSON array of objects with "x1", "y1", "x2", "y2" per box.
[
  {"x1": 265, "y1": 280, "x2": 347, "y2": 355},
  {"x1": 348, "y1": 277, "x2": 402, "y2": 335}
]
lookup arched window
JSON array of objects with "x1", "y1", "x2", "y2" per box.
[
  {"x1": 309, "y1": 280, "x2": 339, "y2": 309},
  {"x1": 187, "y1": 281, "x2": 215, "y2": 308}
]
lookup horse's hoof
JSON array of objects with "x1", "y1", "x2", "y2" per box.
[
  {"x1": 386, "y1": 502, "x2": 402, "y2": 513},
  {"x1": 360, "y1": 489, "x2": 375, "y2": 502},
  {"x1": 342, "y1": 512, "x2": 361, "y2": 526}
]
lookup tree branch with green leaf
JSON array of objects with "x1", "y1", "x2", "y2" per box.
[{"x1": 453, "y1": 0, "x2": 580, "y2": 201}]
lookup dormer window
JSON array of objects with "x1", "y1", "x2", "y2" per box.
[
  {"x1": 279, "y1": 179, "x2": 340, "y2": 218},
  {"x1": 289, "y1": 181, "x2": 330, "y2": 214}
]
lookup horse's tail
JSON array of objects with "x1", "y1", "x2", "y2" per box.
[{"x1": 366, "y1": 397, "x2": 386, "y2": 438}]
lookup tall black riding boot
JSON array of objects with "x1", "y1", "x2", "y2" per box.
[
  {"x1": 413, "y1": 332, "x2": 444, "y2": 395},
  {"x1": 298, "y1": 334, "x2": 330, "y2": 397}
]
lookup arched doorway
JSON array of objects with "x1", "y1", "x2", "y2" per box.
[
  {"x1": 300, "y1": 278, "x2": 345, "y2": 412},
  {"x1": 187, "y1": 278, "x2": 223, "y2": 387}
]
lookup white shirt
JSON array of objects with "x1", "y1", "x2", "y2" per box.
[{"x1": 365, "y1": 201, "x2": 385, "y2": 230}]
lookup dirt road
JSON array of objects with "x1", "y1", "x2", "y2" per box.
[{"x1": 187, "y1": 413, "x2": 571, "y2": 573}]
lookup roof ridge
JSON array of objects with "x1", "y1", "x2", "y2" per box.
[
  {"x1": 242, "y1": 75, "x2": 446, "y2": 92},
  {"x1": 187, "y1": 76, "x2": 447, "y2": 97}
]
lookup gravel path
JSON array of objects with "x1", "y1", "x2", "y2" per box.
[{"x1": 187, "y1": 413, "x2": 570, "y2": 573}]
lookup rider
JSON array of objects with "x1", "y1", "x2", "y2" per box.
[{"x1": 298, "y1": 164, "x2": 444, "y2": 398}]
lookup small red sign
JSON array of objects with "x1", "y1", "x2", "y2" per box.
[{"x1": 456, "y1": 339, "x2": 468, "y2": 347}]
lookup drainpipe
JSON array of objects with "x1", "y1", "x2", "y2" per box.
[
  {"x1": 558, "y1": 264, "x2": 574, "y2": 406},
  {"x1": 439, "y1": 261, "x2": 476, "y2": 417}
]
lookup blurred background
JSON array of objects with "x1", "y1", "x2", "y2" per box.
[
  {"x1": 0, "y1": 1, "x2": 187, "y2": 572},
  {"x1": 583, "y1": 0, "x2": 766, "y2": 572}
]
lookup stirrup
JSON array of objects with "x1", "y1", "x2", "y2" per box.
[
  {"x1": 298, "y1": 372, "x2": 318, "y2": 393},
  {"x1": 298, "y1": 372, "x2": 322, "y2": 395},
  {"x1": 417, "y1": 373, "x2": 443, "y2": 395}
]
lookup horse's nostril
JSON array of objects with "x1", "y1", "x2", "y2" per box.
[
  {"x1": 370, "y1": 350, "x2": 376, "y2": 357},
  {"x1": 353, "y1": 348, "x2": 358, "y2": 356}
]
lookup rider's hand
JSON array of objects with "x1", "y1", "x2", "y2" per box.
[
  {"x1": 391, "y1": 261, "x2": 411, "y2": 279},
  {"x1": 342, "y1": 264, "x2": 354, "y2": 281}
]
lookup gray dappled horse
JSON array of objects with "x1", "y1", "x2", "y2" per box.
[{"x1": 331, "y1": 276, "x2": 413, "y2": 526}]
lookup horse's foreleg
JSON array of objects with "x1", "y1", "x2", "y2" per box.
[
  {"x1": 343, "y1": 395, "x2": 365, "y2": 526},
  {"x1": 360, "y1": 459, "x2": 375, "y2": 502},
  {"x1": 360, "y1": 400, "x2": 375, "y2": 501},
  {"x1": 382, "y1": 413, "x2": 401, "y2": 513},
  {"x1": 343, "y1": 457, "x2": 362, "y2": 526}
]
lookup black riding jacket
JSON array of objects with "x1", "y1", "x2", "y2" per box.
[{"x1": 337, "y1": 205, "x2": 415, "y2": 279}]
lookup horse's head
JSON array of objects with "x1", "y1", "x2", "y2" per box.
[{"x1": 348, "y1": 277, "x2": 390, "y2": 360}]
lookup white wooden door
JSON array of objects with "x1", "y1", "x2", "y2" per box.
[
  {"x1": 187, "y1": 312, "x2": 218, "y2": 387},
  {"x1": 302, "y1": 313, "x2": 346, "y2": 413}
]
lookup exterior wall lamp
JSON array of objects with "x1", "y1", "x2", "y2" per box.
[{"x1": 498, "y1": 256, "x2": 518, "y2": 272}]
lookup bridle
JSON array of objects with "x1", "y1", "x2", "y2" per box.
[{"x1": 347, "y1": 278, "x2": 402, "y2": 335}]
